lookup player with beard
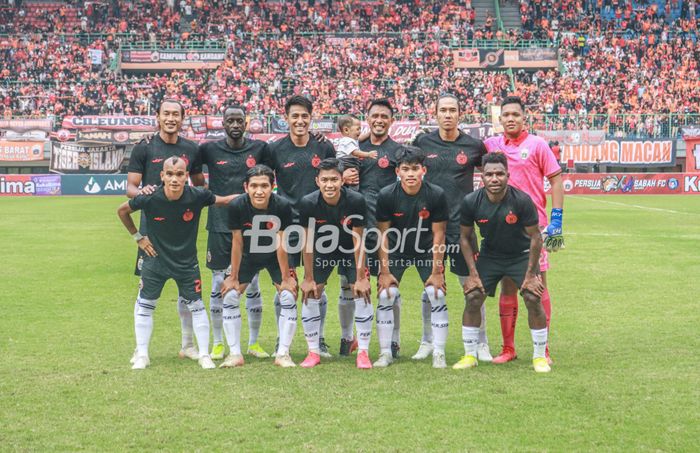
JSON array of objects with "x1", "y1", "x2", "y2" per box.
[
  {"x1": 297, "y1": 159, "x2": 373, "y2": 369},
  {"x1": 199, "y1": 105, "x2": 273, "y2": 360},
  {"x1": 118, "y1": 156, "x2": 236, "y2": 370},
  {"x1": 484, "y1": 96, "x2": 564, "y2": 365},
  {"x1": 374, "y1": 146, "x2": 450, "y2": 369},
  {"x1": 126, "y1": 99, "x2": 205, "y2": 364},
  {"x1": 355, "y1": 98, "x2": 403, "y2": 358},
  {"x1": 267, "y1": 96, "x2": 336, "y2": 357},
  {"x1": 412, "y1": 94, "x2": 491, "y2": 363},
  {"x1": 455, "y1": 152, "x2": 551, "y2": 373}
]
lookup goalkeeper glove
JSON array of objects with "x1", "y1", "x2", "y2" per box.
[{"x1": 543, "y1": 208, "x2": 565, "y2": 252}]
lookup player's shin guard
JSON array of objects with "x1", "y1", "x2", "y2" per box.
[
  {"x1": 426, "y1": 286, "x2": 448, "y2": 354},
  {"x1": 245, "y1": 274, "x2": 263, "y2": 346},
  {"x1": 273, "y1": 292, "x2": 281, "y2": 335},
  {"x1": 354, "y1": 298, "x2": 373, "y2": 351},
  {"x1": 177, "y1": 296, "x2": 194, "y2": 349},
  {"x1": 301, "y1": 298, "x2": 321, "y2": 352},
  {"x1": 499, "y1": 294, "x2": 519, "y2": 350},
  {"x1": 459, "y1": 276, "x2": 488, "y2": 345},
  {"x1": 135, "y1": 297, "x2": 157, "y2": 357},
  {"x1": 210, "y1": 271, "x2": 225, "y2": 345},
  {"x1": 392, "y1": 294, "x2": 401, "y2": 344},
  {"x1": 222, "y1": 290, "x2": 242, "y2": 356},
  {"x1": 338, "y1": 277, "x2": 355, "y2": 341},
  {"x1": 319, "y1": 290, "x2": 328, "y2": 339},
  {"x1": 531, "y1": 328, "x2": 548, "y2": 359},
  {"x1": 277, "y1": 290, "x2": 297, "y2": 356},
  {"x1": 420, "y1": 290, "x2": 433, "y2": 344},
  {"x1": 185, "y1": 299, "x2": 210, "y2": 357},
  {"x1": 462, "y1": 326, "x2": 480, "y2": 357},
  {"x1": 376, "y1": 288, "x2": 398, "y2": 355}
]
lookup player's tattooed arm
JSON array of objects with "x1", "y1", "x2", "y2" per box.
[
  {"x1": 425, "y1": 220, "x2": 447, "y2": 296},
  {"x1": 522, "y1": 224, "x2": 545, "y2": 297},
  {"x1": 276, "y1": 230, "x2": 298, "y2": 299},
  {"x1": 222, "y1": 230, "x2": 243, "y2": 296},
  {"x1": 117, "y1": 201, "x2": 157, "y2": 257},
  {"x1": 459, "y1": 225, "x2": 484, "y2": 294},
  {"x1": 127, "y1": 172, "x2": 156, "y2": 198},
  {"x1": 376, "y1": 220, "x2": 399, "y2": 293},
  {"x1": 300, "y1": 226, "x2": 318, "y2": 303}
]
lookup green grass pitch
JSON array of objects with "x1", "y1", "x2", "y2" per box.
[{"x1": 1, "y1": 195, "x2": 698, "y2": 451}]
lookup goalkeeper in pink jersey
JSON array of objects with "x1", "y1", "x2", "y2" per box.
[{"x1": 483, "y1": 96, "x2": 565, "y2": 365}]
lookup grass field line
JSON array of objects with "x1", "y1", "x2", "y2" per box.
[
  {"x1": 569, "y1": 195, "x2": 700, "y2": 216},
  {"x1": 567, "y1": 231, "x2": 700, "y2": 239}
]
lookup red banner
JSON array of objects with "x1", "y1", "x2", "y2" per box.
[{"x1": 0, "y1": 140, "x2": 45, "y2": 161}]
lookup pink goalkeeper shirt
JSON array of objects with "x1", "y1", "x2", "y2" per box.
[{"x1": 484, "y1": 131, "x2": 561, "y2": 226}]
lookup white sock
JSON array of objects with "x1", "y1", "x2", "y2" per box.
[
  {"x1": 245, "y1": 274, "x2": 263, "y2": 346},
  {"x1": 277, "y1": 290, "x2": 297, "y2": 356},
  {"x1": 354, "y1": 297, "x2": 373, "y2": 351},
  {"x1": 177, "y1": 296, "x2": 194, "y2": 349},
  {"x1": 392, "y1": 294, "x2": 401, "y2": 344},
  {"x1": 459, "y1": 276, "x2": 488, "y2": 345},
  {"x1": 376, "y1": 287, "x2": 398, "y2": 355},
  {"x1": 421, "y1": 290, "x2": 433, "y2": 344},
  {"x1": 426, "y1": 286, "x2": 448, "y2": 354},
  {"x1": 135, "y1": 297, "x2": 157, "y2": 357},
  {"x1": 210, "y1": 271, "x2": 225, "y2": 345},
  {"x1": 338, "y1": 278, "x2": 355, "y2": 341},
  {"x1": 186, "y1": 299, "x2": 210, "y2": 357},
  {"x1": 462, "y1": 325, "x2": 480, "y2": 357},
  {"x1": 319, "y1": 289, "x2": 328, "y2": 339},
  {"x1": 273, "y1": 291, "x2": 281, "y2": 336},
  {"x1": 222, "y1": 290, "x2": 242, "y2": 356},
  {"x1": 531, "y1": 328, "x2": 548, "y2": 359},
  {"x1": 301, "y1": 298, "x2": 321, "y2": 352}
]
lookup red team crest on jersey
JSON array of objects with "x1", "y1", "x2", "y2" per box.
[
  {"x1": 246, "y1": 155, "x2": 256, "y2": 168},
  {"x1": 505, "y1": 211, "x2": 518, "y2": 224},
  {"x1": 418, "y1": 207, "x2": 430, "y2": 219},
  {"x1": 378, "y1": 155, "x2": 389, "y2": 168},
  {"x1": 311, "y1": 154, "x2": 321, "y2": 168},
  {"x1": 182, "y1": 209, "x2": 194, "y2": 222},
  {"x1": 456, "y1": 151, "x2": 468, "y2": 165}
]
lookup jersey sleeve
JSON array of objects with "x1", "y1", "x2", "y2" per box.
[
  {"x1": 128, "y1": 193, "x2": 149, "y2": 211},
  {"x1": 483, "y1": 136, "x2": 500, "y2": 153},
  {"x1": 518, "y1": 192, "x2": 540, "y2": 227},
  {"x1": 322, "y1": 141, "x2": 336, "y2": 158},
  {"x1": 278, "y1": 199, "x2": 293, "y2": 230},
  {"x1": 375, "y1": 190, "x2": 392, "y2": 223},
  {"x1": 198, "y1": 188, "x2": 216, "y2": 207},
  {"x1": 260, "y1": 142, "x2": 274, "y2": 168},
  {"x1": 476, "y1": 140, "x2": 488, "y2": 167},
  {"x1": 228, "y1": 199, "x2": 243, "y2": 230},
  {"x1": 297, "y1": 197, "x2": 312, "y2": 226},
  {"x1": 189, "y1": 145, "x2": 203, "y2": 175},
  {"x1": 127, "y1": 143, "x2": 148, "y2": 174},
  {"x1": 432, "y1": 189, "x2": 449, "y2": 222},
  {"x1": 459, "y1": 195, "x2": 475, "y2": 227}
]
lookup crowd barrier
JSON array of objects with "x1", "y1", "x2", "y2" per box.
[{"x1": 2, "y1": 173, "x2": 700, "y2": 197}]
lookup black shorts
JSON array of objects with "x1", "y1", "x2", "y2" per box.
[
  {"x1": 134, "y1": 247, "x2": 146, "y2": 276},
  {"x1": 388, "y1": 254, "x2": 436, "y2": 284},
  {"x1": 476, "y1": 254, "x2": 530, "y2": 297},
  {"x1": 364, "y1": 231, "x2": 381, "y2": 277},
  {"x1": 446, "y1": 241, "x2": 469, "y2": 277},
  {"x1": 313, "y1": 252, "x2": 359, "y2": 284},
  {"x1": 206, "y1": 231, "x2": 231, "y2": 271},
  {"x1": 236, "y1": 256, "x2": 286, "y2": 285},
  {"x1": 139, "y1": 258, "x2": 202, "y2": 301},
  {"x1": 285, "y1": 229, "x2": 302, "y2": 269}
]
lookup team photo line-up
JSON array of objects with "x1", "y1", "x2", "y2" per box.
[{"x1": 116, "y1": 93, "x2": 565, "y2": 373}]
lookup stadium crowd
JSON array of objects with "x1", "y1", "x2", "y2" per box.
[{"x1": 0, "y1": 0, "x2": 698, "y2": 132}]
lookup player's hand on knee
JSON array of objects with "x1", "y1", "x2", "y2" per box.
[
  {"x1": 463, "y1": 274, "x2": 485, "y2": 295},
  {"x1": 137, "y1": 236, "x2": 157, "y2": 257},
  {"x1": 138, "y1": 184, "x2": 158, "y2": 196},
  {"x1": 352, "y1": 276, "x2": 372, "y2": 304},
  {"x1": 221, "y1": 276, "x2": 239, "y2": 296},
  {"x1": 377, "y1": 272, "x2": 398, "y2": 296},
  {"x1": 300, "y1": 278, "x2": 318, "y2": 304},
  {"x1": 520, "y1": 273, "x2": 544, "y2": 298},
  {"x1": 280, "y1": 277, "x2": 298, "y2": 299},
  {"x1": 425, "y1": 272, "x2": 446, "y2": 297}
]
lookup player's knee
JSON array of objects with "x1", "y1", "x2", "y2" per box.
[
  {"x1": 184, "y1": 298, "x2": 206, "y2": 314},
  {"x1": 425, "y1": 286, "x2": 446, "y2": 304},
  {"x1": 521, "y1": 291, "x2": 542, "y2": 311},
  {"x1": 211, "y1": 270, "x2": 225, "y2": 292},
  {"x1": 136, "y1": 298, "x2": 157, "y2": 317},
  {"x1": 246, "y1": 274, "x2": 260, "y2": 297},
  {"x1": 379, "y1": 287, "x2": 399, "y2": 304},
  {"x1": 465, "y1": 291, "x2": 484, "y2": 312},
  {"x1": 222, "y1": 290, "x2": 240, "y2": 307}
]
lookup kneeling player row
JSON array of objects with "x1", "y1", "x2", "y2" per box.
[{"x1": 117, "y1": 150, "x2": 551, "y2": 373}]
